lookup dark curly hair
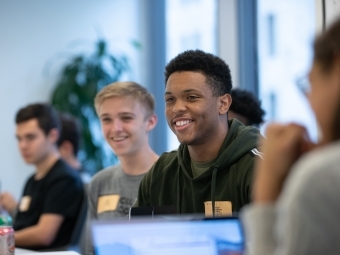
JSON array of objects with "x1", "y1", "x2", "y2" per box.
[
  {"x1": 229, "y1": 89, "x2": 265, "y2": 126},
  {"x1": 164, "y1": 49, "x2": 232, "y2": 96}
]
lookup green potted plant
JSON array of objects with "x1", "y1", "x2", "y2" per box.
[{"x1": 50, "y1": 39, "x2": 130, "y2": 175}]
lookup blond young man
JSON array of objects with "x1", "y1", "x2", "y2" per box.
[{"x1": 85, "y1": 81, "x2": 159, "y2": 255}]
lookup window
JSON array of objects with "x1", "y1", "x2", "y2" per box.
[
  {"x1": 165, "y1": 0, "x2": 217, "y2": 151},
  {"x1": 257, "y1": 0, "x2": 318, "y2": 141}
]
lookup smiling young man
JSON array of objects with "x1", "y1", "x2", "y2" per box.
[
  {"x1": 85, "y1": 81, "x2": 159, "y2": 255},
  {"x1": 0, "y1": 103, "x2": 84, "y2": 250},
  {"x1": 137, "y1": 50, "x2": 262, "y2": 216}
]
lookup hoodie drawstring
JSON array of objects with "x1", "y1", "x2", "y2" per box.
[
  {"x1": 176, "y1": 167, "x2": 181, "y2": 214},
  {"x1": 211, "y1": 167, "x2": 218, "y2": 217}
]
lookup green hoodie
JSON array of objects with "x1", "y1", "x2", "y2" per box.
[{"x1": 138, "y1": 119, "x2": 262, "y2": 214}]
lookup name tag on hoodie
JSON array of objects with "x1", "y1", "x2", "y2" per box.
[{"x1": 204, "y1": 201, "x2": 232, "y2": 217}]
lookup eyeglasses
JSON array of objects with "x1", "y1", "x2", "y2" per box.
[{"x1": 295, "y1": 75, "x2": 311, "y2": 97}]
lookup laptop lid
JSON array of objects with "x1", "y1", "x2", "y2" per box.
[
  {"x1": 16, "y1": 251, "x2": 80, "y2": 255},
  {"x1": 91, "y1": 216, "x2": 244, "y2": 255}
]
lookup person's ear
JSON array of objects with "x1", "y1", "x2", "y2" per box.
[
  {"x1": 219, "y1": 93, "x2": 232, "y2": 115},
  {"x1": 146, "y1": 113, "x2": 158, "y2": 132},
  {"x1": 59, "y1": 141, "x2": 73, "y2": 154},
  {"x1": 48, "y1": 128, "x2": 59, "y2": 144},
  {"x1": 328, "y1": 57, "x2": 340, "y2": 96},
  {"x1": 335, "y1": 57, "x2": 340, "y2": 86}
]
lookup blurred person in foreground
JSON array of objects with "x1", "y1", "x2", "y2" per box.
[
  {"x1": 228, "y1": 88, "x2": 265, "y2": 127},
  {"x1": 241, "y1": 18, "x2": 340, "y2": 255},
  {"x1": 0, "y1": 103, "x2": 84, "y2": 250},
  {"x1": 85, "y1": 82, "x2": 159, "y2": 255},
  {"x1": 137, "y1": 50, "x2": 262, "y2": 215}
]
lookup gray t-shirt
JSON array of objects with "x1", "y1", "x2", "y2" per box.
[
  {"x1": 85, "y1": 164, "x2": 146, "y2": 255},
  {"x1": 241, "y1": 140, "x2": 340, "y2": 255}
]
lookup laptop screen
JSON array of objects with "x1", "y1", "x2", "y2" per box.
[{"x1": 92, "y1": 216, "x2": 244, "y2": 255}]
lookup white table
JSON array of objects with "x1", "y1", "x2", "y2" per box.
[
  {"x1": 15, "y1": 248, "x2": 34, "y2": 254},
  {"x1": 16, "y1": 248, "x2": 80, "y2": 255}
]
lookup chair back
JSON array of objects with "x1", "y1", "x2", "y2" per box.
[{"x1": 67, "y1": 185, "x2": 88, "y2": 252}]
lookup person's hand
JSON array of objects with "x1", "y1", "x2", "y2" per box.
[
  {"x1": 0, "y1": 192, "x2": 18, "y2": 213},
  {"x1": 252, "y1": 123, "x2": 315, "y2": 204}
]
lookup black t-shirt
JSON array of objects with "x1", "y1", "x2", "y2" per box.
[{"x1": 14, "y1": 159, "x2": 84, "y2": 250}]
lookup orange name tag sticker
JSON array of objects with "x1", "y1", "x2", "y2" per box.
[
  {"x1": 97, "y1": 194, "x2": 120, "y2": 214},
  {"x1": 19, "y1": 196, "x2": 31, "y2": 212},
  {"x1": 204, "y1": 201, "x2": 232, "y2": 217}
]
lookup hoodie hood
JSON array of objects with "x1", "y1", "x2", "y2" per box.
[{"x1": 177, "y1": 118, "x2": 260, "y2": 180}]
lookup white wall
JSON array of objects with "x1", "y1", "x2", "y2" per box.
[
  {"x1": 0, "y1": 0, "x2": 140, "y2": 200},
  {"x1": 315, "y1": 0, "x2": 324, "y2": 33},
  {"x1": 324, "y1": 0, "x2": 340, "y2": 27},
  {"x1": 315, "y1": 0, "x2": 340, "y2": 33},
  {"x1": 218, "y1": 0, "x2": 239, "y2": 88}
]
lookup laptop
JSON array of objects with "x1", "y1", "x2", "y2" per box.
[
  {"x1": 91, "y1": 216, "x2": 244, "y2": 255},
  {"x1": 16, "y1": 251, "x2": 80, "y2": 255}
]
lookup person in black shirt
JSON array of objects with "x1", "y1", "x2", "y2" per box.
[{"x1": 0, "y1": 103, "x2": 84, "y2": 250}]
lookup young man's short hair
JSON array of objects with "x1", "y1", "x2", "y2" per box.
[
  {"x1": 94, "y1": 81, "x2": 155, "y2": 117},
  {"x1": 229, "y1": 89, "x2": 265, "y2": 126},
  {"x1": 164, "y1": 49, "x2": 232, "y2": 96},
  {"x1": 57, "y1": 113, "x2": 81, "y2": 156},
  {"x1": 15, "y1": 103, "x2": 60, "y2": 135}
]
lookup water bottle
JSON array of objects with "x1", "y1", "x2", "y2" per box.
[{"x1": 0, "y1": 210, "x2": 12, "y2": 227}]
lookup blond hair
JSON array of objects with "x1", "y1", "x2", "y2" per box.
[{"x1": 94, "y1": 81, "x2": 155, "y2": 117}]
